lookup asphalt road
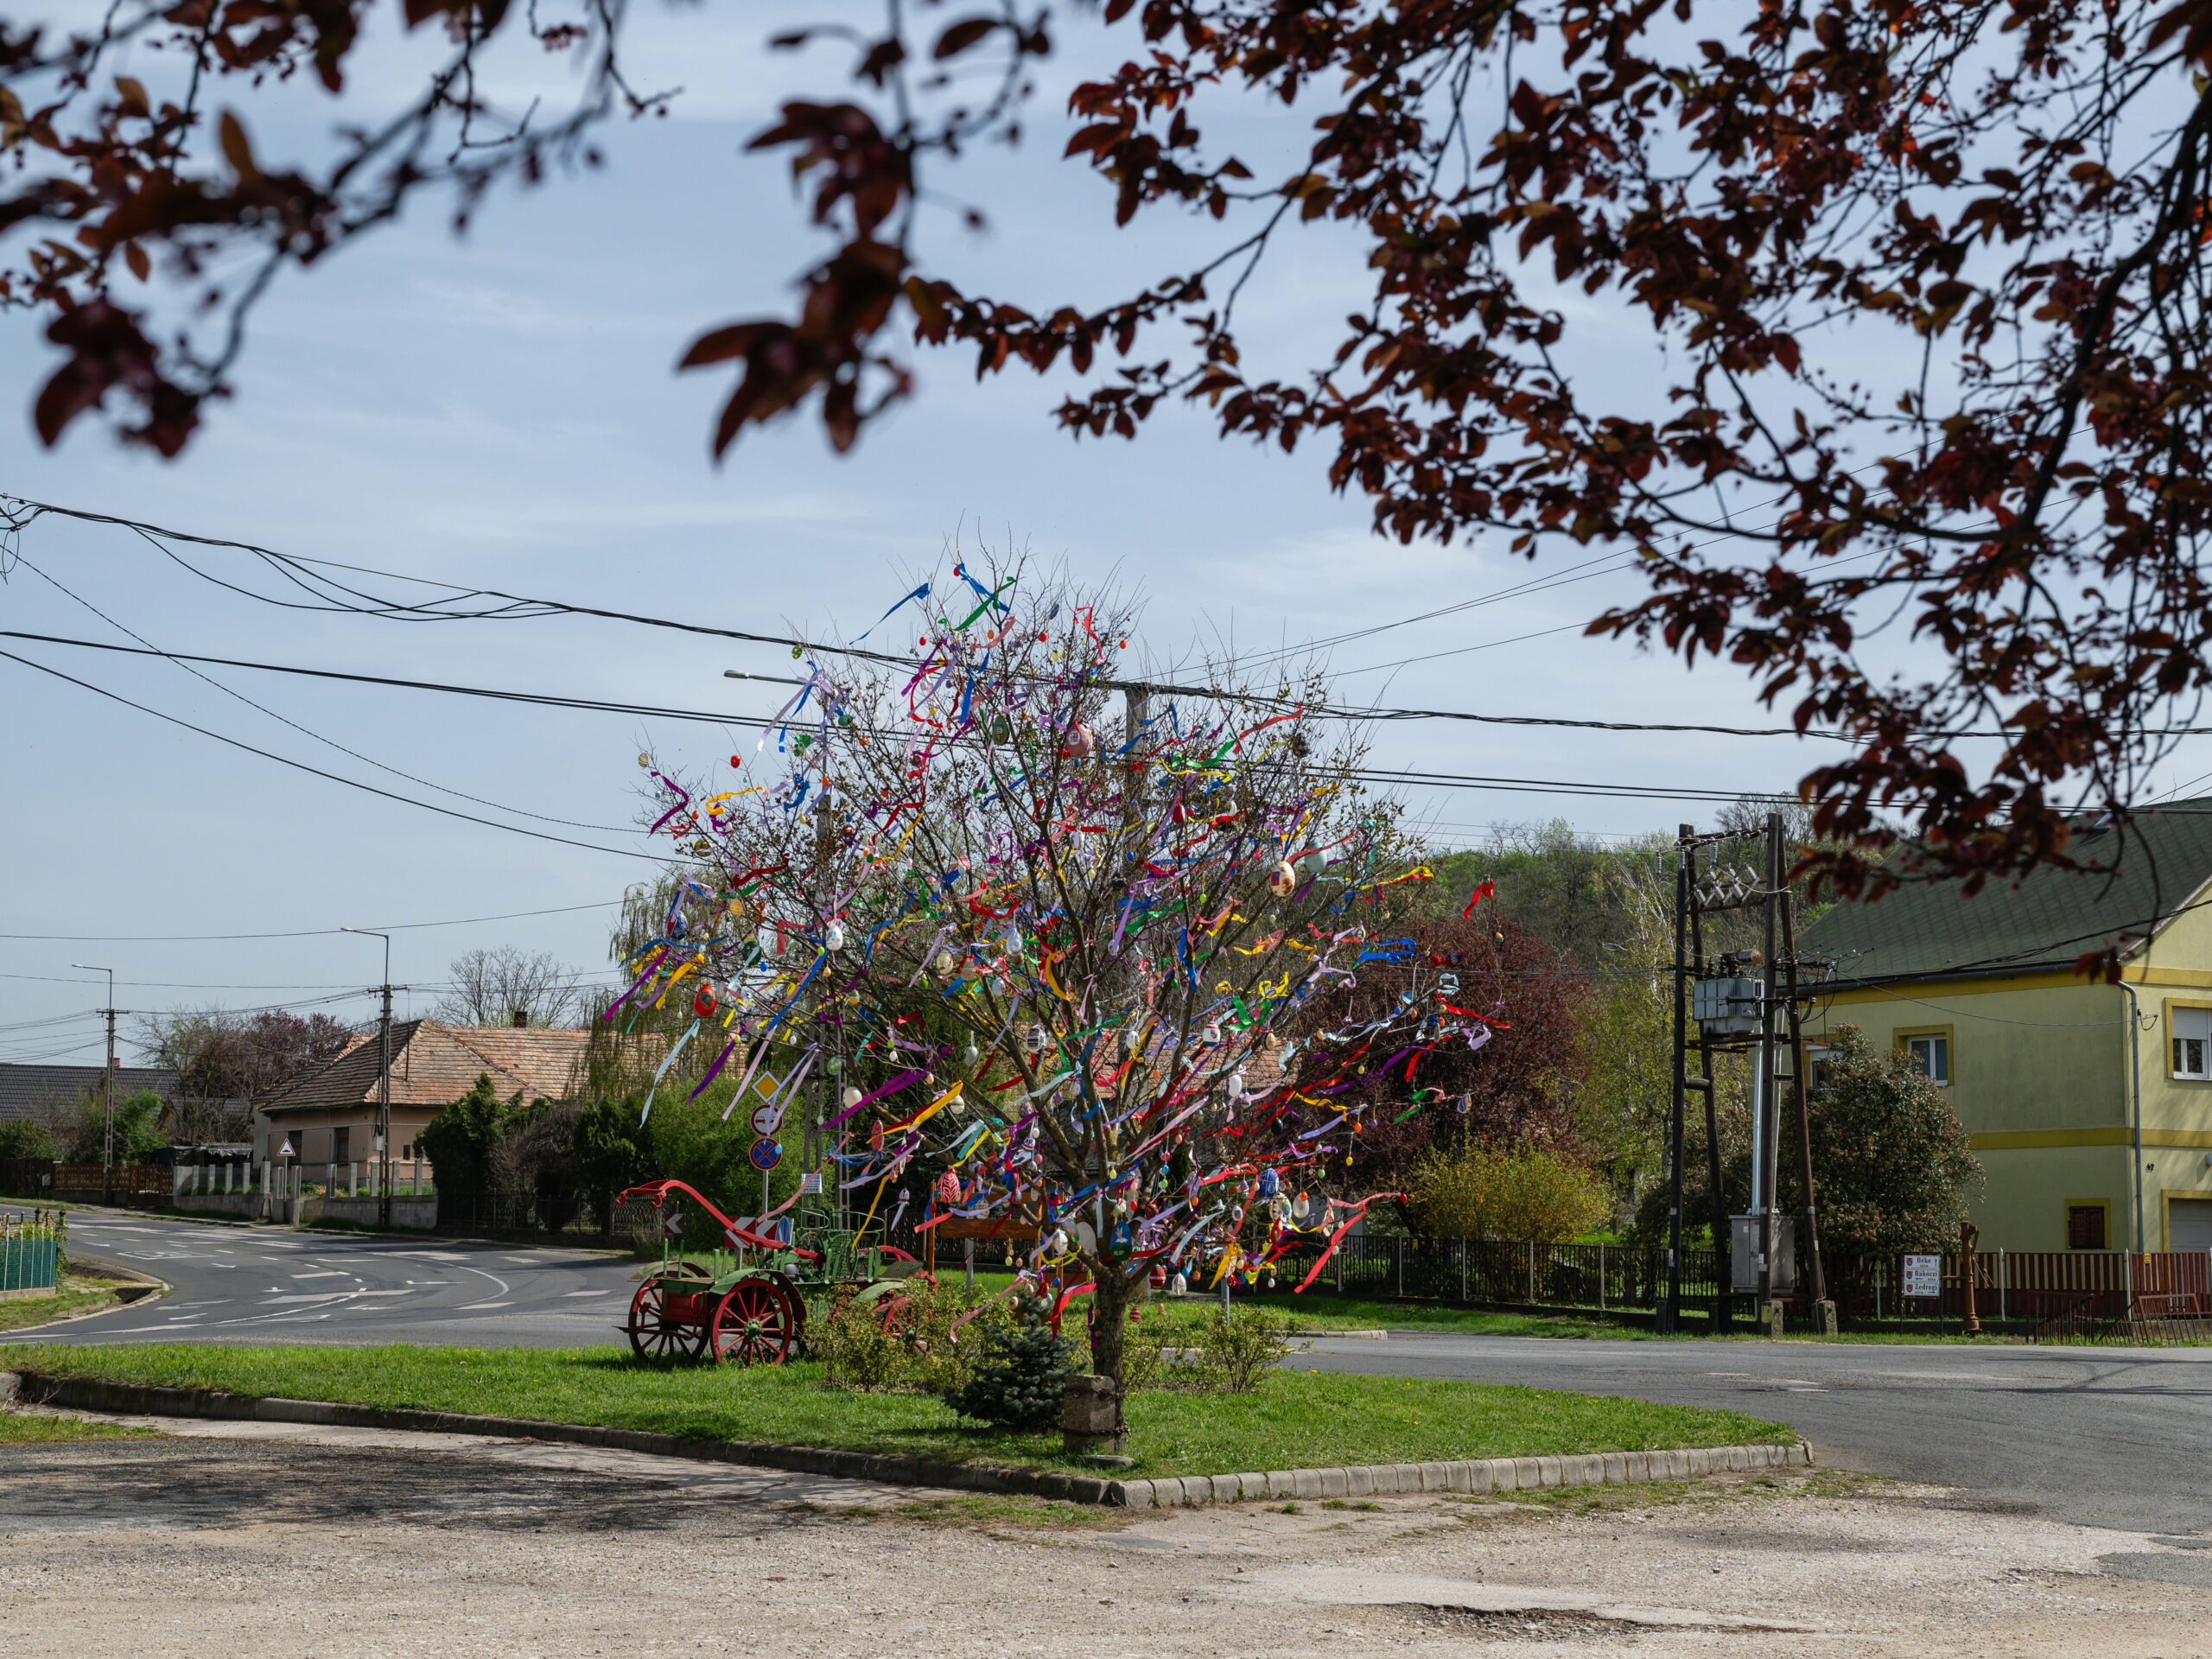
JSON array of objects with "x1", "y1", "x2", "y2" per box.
[
  {"x1": 24, "y1": 1210, "x2": 641, "y2": 1348},
  {"x1": 27, "y1": 1211, "x2": 2212, "y2": 1534},
  {"x1": 1296, "y1": 1330, "x2": 2212, "y2": 1534}
]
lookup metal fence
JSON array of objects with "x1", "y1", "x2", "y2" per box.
[
  {"x1": 0, "y1": 1210, "x2": 62, "y2": 1294},
  {"x1": 1843, "y1": 1249, "x2": 2211, "y2": 1324},
  {"x1": 444, "y1": 1189, "x2": 617, "y2": 1239},
  {"x1": 1300, "y1": 1236, "x2": 1718, "y2": 1310}
]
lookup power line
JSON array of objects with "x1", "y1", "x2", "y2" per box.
[
  {"x1": 0, "y1": 970, "x2": 625, "y2": 991},
  {"x1": 11, "y1": 493, "x2": 2146, "y2": 745},
  {"x1": 3, "y1": 625, "x2": 1847, "y2": 741},
  {"x1": 1235, "y1": 546, "x2": 1632, "y2": 671},
  {"x1": 0, "y1": 648, "x2": 667, "y2": 863},
  {"x1": 0, "y1": 492, "x2": 1879, "y2": 741},
  {"x1": 1344, "y1": 762, "x2": 1795, "y2": 806},
  {"x1": 0, "y1": 629, "x2": 800, "y2": 724},
  {"x1": 0, "y1": 899, "x2": 620, "y2": 943},
  {"x1": 1, "y1": 619, "x2": 1792, "y2": 845},
  {"x1": 7, "y1": 551, "x2": 645, "y2": 835}
]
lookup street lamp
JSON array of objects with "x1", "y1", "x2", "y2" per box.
[
  {"x1": 341, "y1": 928, "x2": 394, "y2": 1230},
  {"x1": 71, "y1": 964, "x2": 115, "y2": 1205}
]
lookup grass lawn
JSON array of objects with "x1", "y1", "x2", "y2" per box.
[
  {"x1": 950, "y1": 1271, "x2": 1658, "y2": 1340},
  {"x1": 0, "y1": 1343, "x2": 1792, "y2": 1478},
  {"x1": 0, "y1": 1411, "x2": 152, "y2": 1445},
  {"x1": 1217, "y1": 1290, "x2": 1659, "y2": 1339},
  {"x1": 0, "y1": 1282, "x2": 120, "y2": 1335}
]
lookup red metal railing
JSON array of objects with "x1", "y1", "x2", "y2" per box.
[{"x1": 1859, "y1": 1249, "x2": 2211, "y2": 1322}]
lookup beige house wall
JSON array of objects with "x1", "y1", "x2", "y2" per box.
[
  {"x1": 1806, "y1": 974, "x2": 2127, "y2": 1251},
  {"x1": 264, "y1": 1109, "x2": 439, "y2": 1170},
  {"x1": 1803, "y1": 899, "x2": 2212, "y2": 1249}
]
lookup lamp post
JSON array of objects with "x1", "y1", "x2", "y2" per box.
[
  {"x1": 72, "y1": 965, "x2": 116, "y2": 1205},
  {"x1": 341, "y1": 928, "x2": 394, "y2": 1230}
]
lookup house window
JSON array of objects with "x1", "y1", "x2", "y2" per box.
[
  {"x1": 1904, "y1": 1033, "x2": 1950, "y2": 1087},
  {"x1": 2173, "y1": 1007, "x2": 2212, "y2": 1079},
  {"x1": 2068, "y1": 1204, "x2": 2108, "y2": 1251},
  {"x1": 1806, "y1": 1046, "x2": 1832, "y2": 1094},
  {"x1": 332, "y1": 1127, "x2": 352, "y2": 1165}
]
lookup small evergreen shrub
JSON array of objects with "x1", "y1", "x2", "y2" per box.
[{"x1": 942, "y1": 1299, "x2": 1076, "y2": 1427}]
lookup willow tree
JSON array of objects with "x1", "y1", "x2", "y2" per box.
[{"x1": 620, "y1": 568, "x2": 1490, "y2": 1414}]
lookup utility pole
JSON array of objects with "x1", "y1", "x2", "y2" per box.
[
  {"x1": 1677, "y1": 830, "x2": 1756, "y2": 1332},
  {"x1": 1781, "y1": 863, "x2": 1834, "y2": 1332},
  {"x1": 1659, "y1": 835, "x2": 1689, "y2": 1335},
  {"x1": 73, "y1": 965, "x2": 116, "y2": 1206},
  {"x1": 343, "y1": 929, "x2": 394, "y2": 1230},
  {"x1": 1752, "y1": 814, "x2": 1783, "y2": 1336}
]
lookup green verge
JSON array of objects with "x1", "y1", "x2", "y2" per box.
[
  {"x1": 0, "y1": 1411, "x2": 152, "y2": 1444},
  {"x1": 0, "y1": 1284, "x2": 120, "y2": 1334},
  {"x1": 958, "y1": 1272, "x2": 1658, "y2": 1339},
  {"x1": 0, "y1": 1343, "x2": 1790, "y2": 1478}
]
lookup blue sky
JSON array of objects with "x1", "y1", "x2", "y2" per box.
[{"x1": 0, "y1": 4, "x2": 2118, "y2": 1059}]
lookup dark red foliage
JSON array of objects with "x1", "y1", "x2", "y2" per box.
[
  {"x1": 16, "y1": 0, "x2": 2212, "y2": 887},
  {"x1": 1298, "y1": 915, "x2": 1591, "y2": 1195}
]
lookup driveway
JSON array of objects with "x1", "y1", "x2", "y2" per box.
[
  {"x1": 1296, "y1": 1331, "x2": 2212, "y2": 1533},
  {"x1": 25, "y1": 1210, "x2": 640, "y2": 1348}
]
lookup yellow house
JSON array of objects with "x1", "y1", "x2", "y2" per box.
[{"x1": 1801, "y1": 809, "x2": 2212, "y2": 1255}]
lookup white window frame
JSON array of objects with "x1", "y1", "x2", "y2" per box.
[
  {"x1": 1904, "y1": 1033, "x2": 1950, "y2": 1088},
  {"x1": 2173, "y1": 1006, "x2": 2212, "y2": 1080}
]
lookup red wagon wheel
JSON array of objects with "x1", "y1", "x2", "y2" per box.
[
  {"x1": 626, "y1": 1281, "x2": 698, "y2": 1362},
  {"x1": 708, "y1": 1276, "x2": 799, "y2": 1366}
]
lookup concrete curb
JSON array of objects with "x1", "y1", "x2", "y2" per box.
[{"x1": 0, "y1": 1370, "x2": 1810, "y2": 1507}]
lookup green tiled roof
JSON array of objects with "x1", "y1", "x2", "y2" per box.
[{"x1": 1799, "y1": 802, "x2": 2212, "y2": 988}]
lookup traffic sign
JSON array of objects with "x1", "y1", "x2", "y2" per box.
[
  {"x1": 750, "y1": 1103, "x2": 783, "y2": 1137},
  {"x1": 748, "y1": 1138, "x2": 784, "y2": 1171}
]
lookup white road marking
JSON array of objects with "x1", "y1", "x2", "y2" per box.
[
  {"x1": 459, "y1": 1301, "x2": 513, "y2": 1310},
  {"x1": 564, "y1": 1289, "x2": 611, "y2": 1297}
]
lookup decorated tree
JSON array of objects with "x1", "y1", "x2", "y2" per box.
[{"x1": 607, "y1": 567, "x2": 1498, "y2": 1417}]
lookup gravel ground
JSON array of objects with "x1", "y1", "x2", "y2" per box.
[{"x1": 3, "y1": 1416, "x2": 2210, "y2": 1658}]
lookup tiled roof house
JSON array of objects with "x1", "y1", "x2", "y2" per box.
[
  {"x1": 257, "y1": 1020, "x2": 594, "y2": 1172},
  {"x1": 1802, "y1": 801, "x2": 2212, "y2": 1252},
  {"x1": 0, "y1": 1064, "x2": 181, "y2": 1123}
]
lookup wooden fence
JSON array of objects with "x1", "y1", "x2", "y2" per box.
[{"x1": 51, "y1": 1164, "x2": 168, "y2": 1206}]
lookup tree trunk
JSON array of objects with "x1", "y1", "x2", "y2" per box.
[{"x1": 1086, "y1": 1258, "x2": 1135, "y2": 1429}]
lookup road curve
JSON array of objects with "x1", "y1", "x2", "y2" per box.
[
  {"x1": 20, "y1": 1210, "x2": 642, "y2": 1349},
  {"x1": 1294, "y1": 1329, "x2": 2212, "y2": 1533}
]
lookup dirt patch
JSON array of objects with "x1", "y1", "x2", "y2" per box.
[{"x1": 4, "y1": 1429, "x2": 2212, "y2": 1658}]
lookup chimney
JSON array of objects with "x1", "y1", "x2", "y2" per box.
[{"x1": 511, "y1": 1008, "x2": 528, "y2": 1028}]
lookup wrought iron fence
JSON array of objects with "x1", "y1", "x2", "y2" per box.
[
  {"x1": 437, "y1": 1189, "x2": 607, "y2": 1238},
  {"x1": 1298, "y1": 1236, "x2": 1717, "y2": 1310}
]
